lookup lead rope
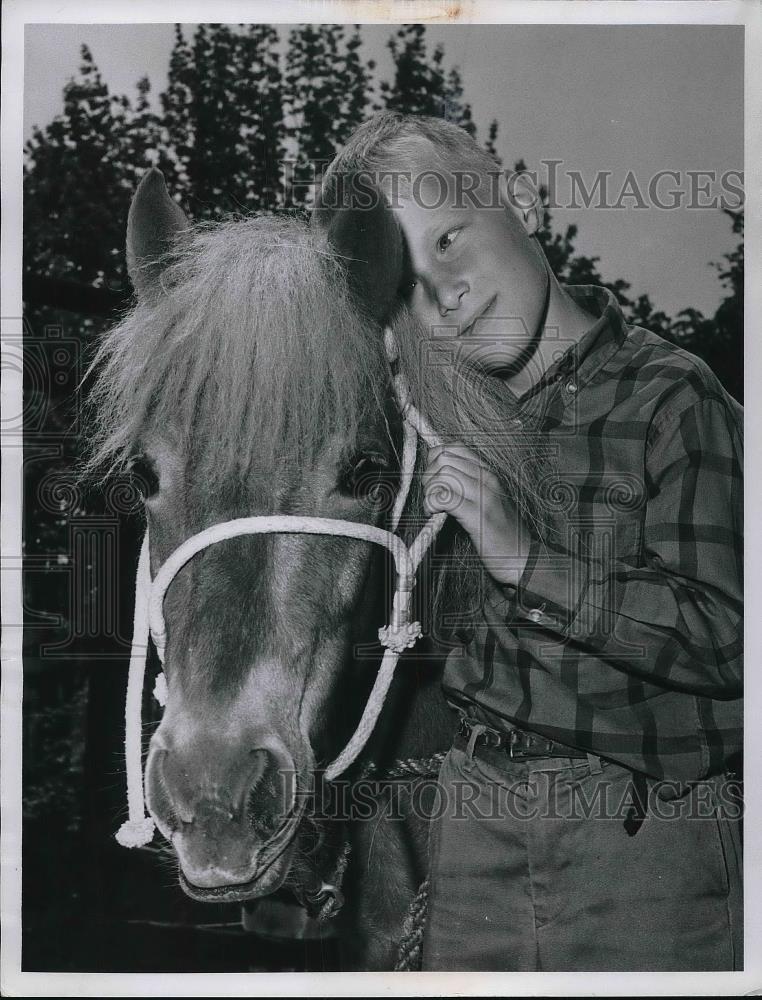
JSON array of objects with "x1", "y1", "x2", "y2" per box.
[
  {"x1": 358, "y1": 749, "x2": 447, "y2": 972},
  {"x1": 395, "y1": 878, "x2": 431, "y2": 971},
  {"x1": 116, "y1": 328, "x2": 448, "y2": 849}
]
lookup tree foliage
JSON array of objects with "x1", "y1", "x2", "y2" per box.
[
  {"x1": 284, "y1": 24, "x2": 374, "y2": 202},
  {"x1": 158, "y1": 24, "x2": 286, "y2": 216},
  {"x1": 381, "y1": 25, "x2": 475, "y2": 136},
  {"x1": 24, "y1": 44, "x2": 135, "y2": 291}
]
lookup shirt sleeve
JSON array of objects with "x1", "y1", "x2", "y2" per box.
[{"x1": 502, "y1": 395, "x2": 743, "y2": 698}]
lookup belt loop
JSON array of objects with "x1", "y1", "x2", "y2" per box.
[
  {"x1": 586, "y1": 752, "x2": 602, "y2": 774},
  {"x1": 463, "y1": 723, "x2": 487, "y2": 772}
]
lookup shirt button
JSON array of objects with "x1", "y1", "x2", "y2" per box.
[
  {"x1": 528, "y1": 609, "x2": 543, "y2": 623},
  {"x1": 566, "y1": 381, "x2": 578, "y2": 394}
]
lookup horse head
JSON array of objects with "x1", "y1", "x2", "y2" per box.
[{"x1": 99, "y1": 169, "x2": 414, "y2": 903}]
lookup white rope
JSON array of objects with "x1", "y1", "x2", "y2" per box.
[
  {"x1": 115, "y1": 328, "x2": 448, "y2": 848},
  {"x1": 115, "y1": 533, "x2": 157, "y2": 848},
  {"x1": 324, "y1": 646, "x2": 400, "y2": 781},
  {"x1": 148, "y1": 517, "x2": 417, "y2": 664},
  {"x1": 391, "y1": 419, "x2": 418, "y2": 533}
]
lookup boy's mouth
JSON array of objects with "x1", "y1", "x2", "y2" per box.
[{"x1": 459, "y1": 295, "x2": 497, "y2": 337}]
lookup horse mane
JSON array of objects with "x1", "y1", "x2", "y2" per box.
[{"x1": 83, "y1": 214, "x2": 390, "y2": 484}]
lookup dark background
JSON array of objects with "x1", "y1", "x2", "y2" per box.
[{"x1": 21, "y1": 23, "x2": 743, "y2": 972}]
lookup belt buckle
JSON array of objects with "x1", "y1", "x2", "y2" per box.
[
  {"x1": 459, "y1": 717, "x2": 503, "y2": 751},
  {"x1": 483, "y1": 728, "x2": 502, "y2": 749}
]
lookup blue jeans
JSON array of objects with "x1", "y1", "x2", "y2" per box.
[{"x1": 421, "y1": 743, "x2": 742, "y2": 971}]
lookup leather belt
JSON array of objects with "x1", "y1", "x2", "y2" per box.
[{"x1": 455, "y1": 715, "x2": 588, "y2": 761}]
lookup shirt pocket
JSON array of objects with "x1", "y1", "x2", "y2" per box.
[
  {"x1": 563, "y1": 512, "x2": 644, "y2": 575},
  {"x1": 542, "y1": 471, "x2": 646, "y2": 567},
  {"x1": 585, "y1": 472, "x2": 645, "y2": 568}
]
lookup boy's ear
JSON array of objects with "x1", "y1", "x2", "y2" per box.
[
  {"x1": 312, "y1": 174, "x2": 405, "y2": 325},
  {"x1": 498, "y1": 170, "x2": 545, "y2": 236}
]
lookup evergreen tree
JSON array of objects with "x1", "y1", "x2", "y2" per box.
[
  {"x1": 24, "y1": 44, "x2": 132, "y2": 290},
  {"x1": 484, "y1": 119, "x2": 501, "y2": 164},
  {"x1": 159, "y1": 23, "x2": 286, "y2": 217},
  {"x1": 189, "y1": 24, "x2": 250, "y2": 215},
  {"x1": 442, "y1": 65, "x2": 475, "y2": 136},
  {"x1": 340, "y1": 27, "x2": 376, "y2": 144},
  {"x1": 237, "y1": 24, "x2": 287, "y2": 210},
  {"x1": 120, "y1": 76, "x2": 164, "y2": 185},
  {"x1": 382, "y1": 25, "x2": 447, "y2": 118},
  {"x1": 670, "y1": 209, "x2": 743, "y2": 402},
  {"x1": 284, "y1": 24, "x2": 344, "y2": 206},
  {"x1": 283, "y1": 24, "x2": 376, "y2": 208},
  {"x1": 158, "y1": 24, "x2": 197, "y2": 195},
  {"x1": 381, "y1": 27, "x2": 475, "y2": 139}
]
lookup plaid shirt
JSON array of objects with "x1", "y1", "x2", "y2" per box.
[{"x1": 444, "y1": 284, "x2": 743, "y2": 787}]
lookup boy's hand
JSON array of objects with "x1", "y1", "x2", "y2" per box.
[{"x1": 422, "y1": 443, "x2": 530, "y2": 588}]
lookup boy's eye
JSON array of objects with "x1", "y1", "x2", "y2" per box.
[{"x1": 436, "y1": 228, "x2": 460, "y2": 253}]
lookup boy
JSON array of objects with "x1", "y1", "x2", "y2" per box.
[{"x1": 319, "y1": 112, "x2": 743, "y2": 971}]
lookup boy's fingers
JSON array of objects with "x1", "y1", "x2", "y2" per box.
[
  {"x1": 425, "y1": 449, "x2": 483, "y2": 480},
  {"x1": 427, "y1": 443, "x2": 480, "y2": 466},
  {"x1": 422, "y1": 472, "x2": 506, "y2": 514},
  {"x1": 422, "y1": 468, "x2": 479, "y2": 510},
  {"x1": 423, "y1": 485, "x2": 477, "y2": 515},
  {"x1": 423, "y1": 455, "x2": 480, "y2": 483},
  {"x1": 425, "y1": 452, "x2": 502, "y2": 495}
]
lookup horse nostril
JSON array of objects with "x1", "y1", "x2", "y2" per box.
[
  {"x1": 244, "y1": 748, "x2": 290, "y2": 839},
  {"x1": 148, "y1": 742, "x2": 296, "y2": 841},
  {"x1": 146, "y1": 747, "x2": 190, "y2": 833}
]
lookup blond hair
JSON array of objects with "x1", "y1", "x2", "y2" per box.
[{"x1": 318, "y1": 110, "x2": 504, "y2": 211}]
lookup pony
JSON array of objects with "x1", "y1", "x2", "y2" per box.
[{"x1": 85, "y1": 168, "x2": 461, "y2": 970}]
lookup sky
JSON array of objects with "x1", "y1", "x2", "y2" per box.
[{"x1": 23, "y1": 22, "x2": 744, "y2": 319}]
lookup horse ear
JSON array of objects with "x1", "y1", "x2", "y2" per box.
[
  {"x1": 127, "y1": 167, "x2": 190, "y2": 301},
  {"x1": 312, "y1": 175, "x2": 406, "y2": 325}
]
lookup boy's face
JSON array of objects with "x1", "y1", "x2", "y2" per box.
[{"x1": 391, "y1": 164, "x2": 549, "y2": 377}]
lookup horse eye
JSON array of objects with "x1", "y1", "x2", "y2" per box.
[
  {"x1": 130, "y1": 454, "x2": 159, "y2": 499},
  {"x1": 340, "y1": 454, "x2": 397, "y2": 506}
]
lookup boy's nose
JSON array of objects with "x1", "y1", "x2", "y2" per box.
[{"x1": 437, "y1": 280, "x2": 469, "y2": 315}]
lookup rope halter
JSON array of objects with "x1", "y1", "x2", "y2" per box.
[{"x1": 115, "y1": 329, "x2": 448, "y2": 848}]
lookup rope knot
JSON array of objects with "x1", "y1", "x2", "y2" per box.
[
  {"x1": 115, "y1": 815, "x2": 155, "y2": 849},
  {"x1": 153, "y1": 671, "x2": 168, "y2": 706},
  {"x1": 378, "y1": 620, "x2": 423, "y2": 652},
  {"x1": 152, "y1": 626, "x2": 167, "y2": 664}
]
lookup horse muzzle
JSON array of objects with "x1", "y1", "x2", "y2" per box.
[{"x1": 145, "y1": 732, "x2": 307, "y2": 900}]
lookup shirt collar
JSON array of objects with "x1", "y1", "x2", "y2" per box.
[{"x1": 516, "y1": 284, "x2": 630, "y2": 404}]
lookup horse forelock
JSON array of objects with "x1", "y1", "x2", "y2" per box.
[{"x1": 85, "y1": 214, "x2": 391, "y2": 486}]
